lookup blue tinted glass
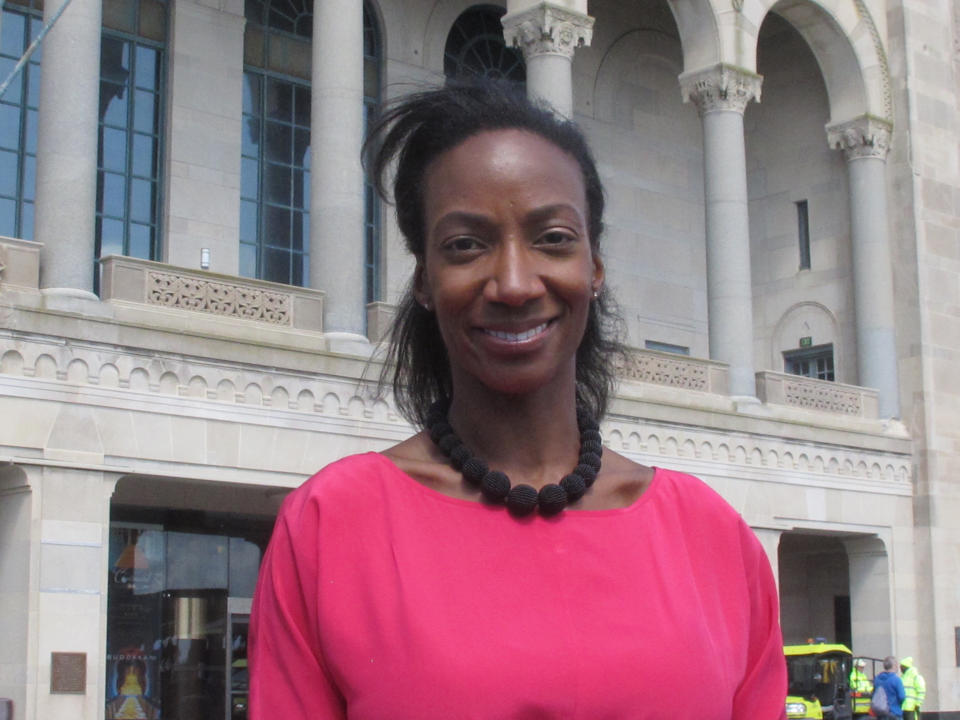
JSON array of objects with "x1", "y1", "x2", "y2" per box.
[
  {"x1": 291, "y1": 210, "x2": 306, "y2": 251},
  {"x1": 128, "y1": 222, "x2": 152, "y2": 258},
  {"x1": 293, "y1": 86, "x2": 310, "y2": 126},
  {"x1": 101, "y1": 172, "x2": 126, "y2": 217},
  {"x1": 29, "y1": 17, "x2": 42, "y2": 47},
  {"x1": 239, "y1": 241, "x2": 257, "y2": 278},
  {"x1": 264, "y1": 163, "x2": 290, "y2": 204},
  {"x1": 101, "y1": 82, "x2": 129, "y2": 127},
  {"x1": 21, "y1": 199, "x2": 33, "y2": 240},
  {"x1": 302, "y1": 170, "x2": 309, "y2": 211},
  {"x1": 0, "y1": 13, "x2": 25, "y2": 57},
  {"x1": 0, "y1": 149, "x2": 17, "y2": 195},
  {"x1": 135, "y1": 46, "x2": 158, "y2": 90},
  {"x1": 292, "y1": 167, "x2": 306, "y2": 207},
  {"x1": 290, "y1": 250, "x2": 304, "y2": 286},
  {"x1": 239, "y1": 199, "x2": 258, "y2": 242},
  {"x1": 131, "y1": 133, "x2": 155, "y2": 177},
  {"x1": 265, "y1": 80, "x2": 291, "y2": 120},
  {"x1": 102, "y1": 127, "x2": 127, "y2": 172},
  {"x1": 242, "y1": 116, "x2": 260, "y2": 157},
  {"x1": 99, "y1": 218, "x2": 124, "y2": 257},
  {"x1": 294, "y1": 128, "x2": 309, "y2": 168},
  {"x1": 26, "y1": 63, "x2": 40, "y2": 107},
  {"x1": 0, "y1": 197, "x2": 15, "y2": 235},
  {"x1": 22, "y1": 155, "x2": 34, "y2": 201},
  {"x1": 130, "y1": 178, "x2": 153, "y2": 222},
  {"x1": 264, "y1": 205, "x2": 290, "y2": 248},
  {"x1": 24, "y1": 109, "x2": 36, "y2": 153},
  {"x1": 0, "y1": 103, "x2": 20, "y2": 150},
  {"x1": 264, "y1": 121, "x2": 291, "y2": 164},
  {"x1": 133, "y1": 89, "x2": 156, "y2": 133},
  {"x1": 262, "y1": 246, "x2": 290, "y2": 284},
  {"x1": 242, "y1": 73, "x2": 260, "y2": 115},
  {"x1": 0, "y1": 58, "x2": 22, "y2": 104},
  {"x1": 241, "y1": 157, "x2": 259, "y2": 199}
]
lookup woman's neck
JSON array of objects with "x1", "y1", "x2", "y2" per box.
[{"x1": 445, "y1": 384, "x2": 583, "y2": 489}]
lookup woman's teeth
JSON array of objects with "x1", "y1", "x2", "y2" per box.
[{"x1": 485, "y1": 323, "x2": 548, "y2": 342}]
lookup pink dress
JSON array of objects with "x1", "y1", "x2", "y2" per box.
[{"x1": 250, "y1": 453, "x2": 787, "y2": 719}]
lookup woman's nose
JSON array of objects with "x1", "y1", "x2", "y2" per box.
[{"x1": 483, "y1": 242, "x2": 546, "y2": 306}]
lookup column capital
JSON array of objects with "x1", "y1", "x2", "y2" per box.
[
  {"x1": 826, "y1": 116, "x2": 893, "y2": 161},
  {"x1": 679, "y1": 64, "x2": 763, "y2": 115},
  {"x1": 501, "y1": 3, "x2": 594, "y2": 60}
]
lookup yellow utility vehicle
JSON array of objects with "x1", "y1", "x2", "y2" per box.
[{"x1": 785, "y1": 643, "x2": 853, "y2": 720}]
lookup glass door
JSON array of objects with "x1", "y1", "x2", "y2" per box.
[{"x1": 226, "y1": 597, "x2": 252, "y2": 720}]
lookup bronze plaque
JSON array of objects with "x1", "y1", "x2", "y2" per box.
[{"x1": 50, "y1": 652, "x2": 86, "y2": 694}]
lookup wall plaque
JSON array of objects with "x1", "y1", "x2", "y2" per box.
[{"x1": 51, "y1": 652, "x2": 86, "y2": 694}]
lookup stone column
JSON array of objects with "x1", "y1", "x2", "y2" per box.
[
  {"x1": 753, "y1": 527, "x2": 783, "y2": 592},
  {"x1": 501, "y1": 2, "x2": 593, "y2": 119},
  {"x1": 34, "y1": 0, "x2": 102, "y2": 296},
  {"x1": 843, "y1": 536, "x2": 893, "y2": 660},
  {"x1": 310, "y1": 0, "x2": 367, "y2": 348},
  {"x1": 827, "y1": 117, "x2": 900, "y2": 418},
  {"x1": 680, "y1": 65, "x2": 763, "y2": 398}
]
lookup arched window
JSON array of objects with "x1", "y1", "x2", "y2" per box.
[
  {"x1": 241, "y1": 0, "x2": 382, "y2": 292},
  {"x1": 0, "y1": 0, "x2": 43, "y2": 240},
  {"x1": 96, "y1": 0, "x2": 169, "y2": 263},
  {"x1": 444, "y1": 5, "x2": 525, "y2": 83}
]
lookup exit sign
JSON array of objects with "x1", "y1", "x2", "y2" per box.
[{"x1": 799, "y1": 336, "x2": 813, "y2": 348}]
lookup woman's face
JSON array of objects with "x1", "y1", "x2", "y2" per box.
[{"x1": 416, "y1": 129, "x2": 603, "y2": 399}]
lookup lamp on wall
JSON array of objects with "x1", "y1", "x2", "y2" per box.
[{"x1": 200, "y1": 248, "x2": 210, "y2": 270}]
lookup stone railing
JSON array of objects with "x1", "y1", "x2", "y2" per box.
[
  {"x1": 756, "y1": 370, "x2": 878, "y2": 418},
  {"x1": 618, "y1": 348, "x2": 729, "y2": 395},
  {"x1": 0, "y1": 236, "x2": 41, "y2": 290},
  {"x1": 100, "y1": 255, "x2": 325, "y2": 332}
]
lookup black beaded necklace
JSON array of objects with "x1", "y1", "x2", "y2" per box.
[{"x1": 425, "y1": 400, "x2": 602, "y2": 516}]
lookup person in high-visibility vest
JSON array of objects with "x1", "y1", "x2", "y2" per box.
[
  {"x1": 900, "y1": 656, "x2": 926, "y2": 720},
  {"x1": 850, "y1": 658, "x2": 873, "y2": 693}
]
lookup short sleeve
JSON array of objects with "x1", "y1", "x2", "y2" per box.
[
  {"x1": 249, "y1": 490, "x2": 346, "y2": 719},
  {"x1": 731, "y1": 521, "x2": 788, "y2": 720}
]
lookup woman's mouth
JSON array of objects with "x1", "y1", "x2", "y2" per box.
[{"x1": 481, "y1": 322, "x2": 550, "y2": 343}]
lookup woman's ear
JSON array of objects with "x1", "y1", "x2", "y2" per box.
[
  {"x1": 413, "y1": 261, "x2": 432, "y2": 311},
  {"x1": 592, "y1": 254, "x2": 605, "y2": 296}
]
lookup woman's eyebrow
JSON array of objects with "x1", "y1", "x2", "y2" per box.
[{"x1": 524, "y1": 203, "x2": 585, "y2": 225}]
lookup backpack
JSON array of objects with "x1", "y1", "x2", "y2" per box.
[{"x1": 870, "y1": 684, "x2": 890, "y2": 716}]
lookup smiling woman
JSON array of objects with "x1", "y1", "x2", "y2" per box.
[{"x1": 248, "y1": 80, "x2": 788, "y2": 719}]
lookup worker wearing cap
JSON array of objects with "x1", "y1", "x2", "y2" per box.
[
  {"x1": 850, "y1": 658, "x2": 872, "y2": 694},
  {"x1": 900, "y1": 656, "x2": 926, "y2": 720}
]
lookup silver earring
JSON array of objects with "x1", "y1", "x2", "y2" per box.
[
  {"x1": 422, "y1": 300, "x2": 431, "y2": 312},
  {"x1": 592, "y1": 290, "x2": 599, "y2": 300}
]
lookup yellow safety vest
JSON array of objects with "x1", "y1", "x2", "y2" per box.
[
  {"x1": 849, "y1": 668, "x2": 872, "y2": 693},
  {"x1": 902, "y1": 666, "x2": 926, "y2": 711}
]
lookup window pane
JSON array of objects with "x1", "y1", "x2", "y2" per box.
[
  {"x1": 131, "y1": 133, "x2": 156, "y2": 177},
  {"x1": 239, "y1": 241, "x2": 257, "y2": 278},
  {"x1": 242, "y1": 73, "x2": 261, "y2": 115},
  {"x1": 26, "y1": 63, "x2": 40, "y2": 106},
  {"x1": 293, "y1": 128, "x2": 309, "y2": 168},
  {"x1": 0, "y1": 58, "x2": 21, "y2": 104},
  {"x1": 101, "y1": 83, "x2": 128, "y2": 127},
  {"x1": 101, "y1": 171, "x2": 126, "y2": 217},
  {"x1": 240, "y1": 157, "x2": 259, "y2": 199},
  {"x1": 22, "y1": 155, "x2": 35, "y2": 201},
  {"x1": 262, "y1": 246, "x2": 290, "y2": 284},
  {"x1": 265, "y1": 80, "x2": 291, "y2": 120},
  {"x1": 264, "y1": 162, "x2": 290, "y2": 204},
  {"x1": 20, "y1": 199, "x2": 33, "y2": 239},
  {"x1": 291, "y1": 210, "x2": 306, "y2": 251},
  {"x1": 290, "y1": 251, "x2": 304, "y2": 287},
  {"x1": 133, "y1": 89, "x2": 156, "y2": 133},
  {"x1": 134, "y1": 45, "x2": 158, "y2": 90},
  {"x1": 0, "y1": 149, "x2": 17, "y2": 196},
  {"x1": 0, "y1": 197, "x2": 15, "y2": 236},
  {"x1": 264, "y1": 121, "x2": 291, "y2": 164},
  {"x1": 24, "y1": 108, "x2": 37, "y2": 153},
  {"x1": 130, "y1": 177, "x2": 153, "y2": 222},
  {"x1": 264, "y1": 205, "x2": 290, "y2": 249},
  {"x1": 101, "y1": 127, "x2": 127, "y2": 172},
  {"x1": 128, "y1": 222, "x2": 152, "y2": 258},
  {"x1": 1, "y1": 13, "x2": 26, "y2": 56},
  {"x1": 0, "y1": 103, "x2": 20, "y2": 150},
  {"x1": 99, "y1": 217, "x2": 124, "y2": 257},
  {"x1": 242, "y1": 116, "x2": 260, "y2": 157},
  {"x1": 293, "y1": 86, "x2": 310, "y2": 126},
  {"x1": 239, "y1": 199, "x2": 258, "y2": 243}
]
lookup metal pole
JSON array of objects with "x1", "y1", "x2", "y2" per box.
[{"x1": 0, "y1": 0, "x2": 77, "y2": 100}]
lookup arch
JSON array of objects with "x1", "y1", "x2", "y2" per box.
[
  {"x1": 216, "y1": 379, "x2": 236, "y2": 402},
  {"x1": 422, "y1": 0, "x2": 506, "y2": 75},
  {"x1": 271, "y1": 386, "x2": 290, "y2": 409},
  {"x1": 158, "y1": 371, "x2": 179, "y2": 395},
  {"x1": 34, "y1": 354, "x2": 57, "y2": 379},
  {"x1": 243, "y1": 383, "x2": 263, "y2": 405},
  {"x1": 665, "y1": 0, "x2": 721, "y2": 72},
  {"x1": 186, "y1": 375, "x2": 208, "y2": 398},
  {"x1": 99, "y1": 363, "x2": 121, "y2": 388},
  {"x1": 128, "y1": 367, "x2": 150, "y2": 392},
  {"x1": 0, "y1": 350, "x2": 24, "y2": 375},
  {"x1": 771, "y1": 301, "x2": 842, "y2": 374},
  {"x1": 750, "y1": 0, "x2": 889, "y2": 123}
]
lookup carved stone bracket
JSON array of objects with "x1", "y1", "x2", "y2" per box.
[
  {"x1": 501, "y1": 3, "x2": 594, "y2": 60},
  {"x1": 826, "y1": 116, "x2": 893, "y2": 161},
  {"x1": 679, "y1": 64, "x2": 763, "y2": 115}
]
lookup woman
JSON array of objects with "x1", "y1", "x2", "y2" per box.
[{"x1": 249, "y1": 81, "x2": 786, "y2": 719}]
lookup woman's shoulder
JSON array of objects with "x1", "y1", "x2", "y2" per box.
[{"x1": 278, "y1": 452, "x2": 401, "y2": 516}]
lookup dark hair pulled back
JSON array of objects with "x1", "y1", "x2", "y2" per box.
[{"x1": 367, "y1": 79, "x2": 623, "y2": 428}]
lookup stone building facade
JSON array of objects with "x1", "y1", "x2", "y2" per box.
[{"x1": 0, "y1": 0, "x2": 957, "y2": 717}]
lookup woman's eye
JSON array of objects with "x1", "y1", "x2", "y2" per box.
[
  {"x1": 538, "y1": 230, "x2": 575, "y2": 246},
  {"x1": 446, "y1": 236, "x2": 482, "y2": 252}
]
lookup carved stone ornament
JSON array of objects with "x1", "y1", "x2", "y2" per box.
[
  {"x1": 783, "y1": 377, "x2": 863, "y2": 415},
  {"x1": 679, "y1": 64, "x2": 763, "y2": 115},
  {"x1": 617, "y1": 352, "x2": 710, "y2": 392},
  {"x1": 826, "y1": 116, "x2": 893, "y2": 161},
  {"x1": 147, "y1": 271, "x2": 292, "y2": 325},
  {"x1": 501, "y1": 4, "x2": 594, "y2": 60}
]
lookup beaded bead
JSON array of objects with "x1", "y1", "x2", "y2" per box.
[
  {"x1": 538, "y1": 483, "x2": 568, "y2": 515},
  {"x1": 438, "y1": 434, "x2": 460, "y2": 454},
  {"x1": 506, "y1": 484, "x2": 539, "y2": 515},
  {"x1": 449, "y1": 444, "x2": 471, "y2": 469},
  {"x1": 580, "y1": 451, "x2": 602, "y2": 472},
  {"x1": 481, "y1": 471, "x2": 511, "y2": 501},
  {"x1": 462, "y1": 457, "x2": 489, "y2": 484},
  {"x1": 574, "y1": 463, "x2": 598, "y2": 486},
  {"x1": 429, "y1": 421, "x2": 453, "y2": 443},
  {"x1": 560, "y1": 473, "x2": 587, "y2": 501}
]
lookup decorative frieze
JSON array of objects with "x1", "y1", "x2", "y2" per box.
[
  {"x1": 756, "y1": 370, "x2": 878, "y2": 418},
  {"x1": 147, "y1": 271, "x2": 291, "y2": 325},
  {"x1": 826, "y1": 116, "x2": 892, "y2": 161},
  {"x1": 501, "y1": 4, "x2": 594, "y2": 60},
  {"x1": 679, "y1": 64, "x2": 763, "y2": 115}
]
